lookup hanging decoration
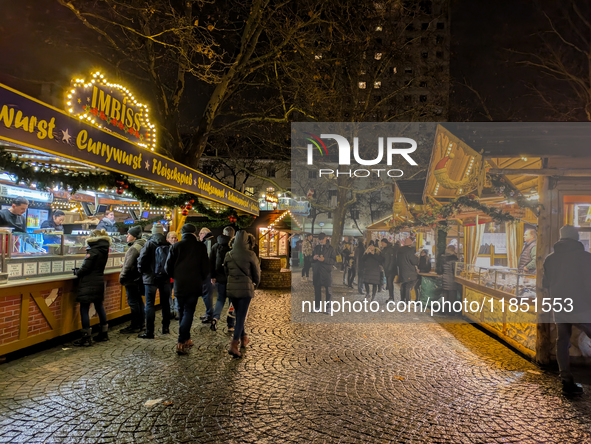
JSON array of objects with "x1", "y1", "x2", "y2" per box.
[
  {"x1": 489, "y1": 175, "x2": 542, "y2": 213},
  {"x1": 0, "y1": 148, "x2": 255, "y2": 228},
  {"x1": 388, "y1": 194, "x2": 534, "y2": 234}
]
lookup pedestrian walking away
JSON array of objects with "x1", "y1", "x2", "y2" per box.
[
  {"x1": 397, "y1": 237, "x2": 419, "y2": 303},
  {"x1": 118, "y1": 225, "x2": 146, "y2": 334},
  {"x1": 198, "y1": 227, "x2": 216, "y2": 323},
  {"x1": 301, "y1": 233, "x2": 313, "y2": 281},
  {"x1": 166, "y1": 230, "x2": 179, "y2": 319},
  {"x1": 224, "y1": 230, "x2": 261, "y2": 358},
  {"x1": 380, "y1": 238, "x2": 398, "y2": 302},
  {"x1": 436, "y1": 246, "x2": 458, "y2": 314},
  {"x1": 210, "y1": 226, "x2": 236, "y2": 332},
  {"x1": 542, "y1": 225, "x2": 591, "y2": 395},
  {"x1": 312, "y1": 233, "x2": 337, "y2": 314},
  {"x1": 72, "y1": 229, "x2": 111, "y2": 346},
  {"x1": 165, "y1": 223, "x2": 209, "y2": 355},
  {"x1": 137, "y1": 223, "x2": 172, "y2": 339},
  {"x1": 361, "y1": 243, "x2": 383, "y2": 301}
]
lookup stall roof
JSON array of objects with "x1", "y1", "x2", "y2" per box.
[
  {"x1": 256, "y1": 210, "x2": 303, "y2": 233},
  {"x1": 396, "y1": 180, "x2": 426, "y2": 205},
  {"x1": 0, "y1": 83, "x2": 259, "y2": 216}
]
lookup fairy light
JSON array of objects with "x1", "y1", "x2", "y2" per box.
[{"x1": 68, "y1": 71, "x2": 157, "y2": 151}]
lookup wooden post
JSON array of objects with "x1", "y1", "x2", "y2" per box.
[{"x1": 535, "y1": 175, "x2": 553, "y2": 365}]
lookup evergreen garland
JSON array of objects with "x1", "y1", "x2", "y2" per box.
[{"x1": 0, "y1": 147, "x2": 255, "y2": 228}]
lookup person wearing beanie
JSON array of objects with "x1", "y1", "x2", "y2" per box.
[
  {"x1": 137, "y1": 222, "x2": 172, "y2": 339},
  {"x1": 397, "y1": 237, "x2": 419, "y2": 303},
  {"x1": 543, "y1": 224, "x2": 591, "y2": 395},
  {"x1": 152, "y1": 223, "x2": 165, "y2": 235},
  {"x1": 198, "y1": 226, "x2": 215, "y2": 323},
  {"x1": 119, "y1": 226, "x2": 147, "y2": 334},
  {"x1": 165, "y1": 223, "x2": 209, "y2": 355}
]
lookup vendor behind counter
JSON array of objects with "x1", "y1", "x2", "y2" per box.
[{"x1": 0, "y1": 197, "x2": 28, "y2": 233}]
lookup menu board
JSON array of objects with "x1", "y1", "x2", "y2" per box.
[
  {"x1": 24, "y1": 262, "x2": 38, "y2": 276},
  {"x1": 64, "y1": 260, "x2": 75, "y2": 272},
  {"x1": 8, "y1": 263, "x2": 22, "y2": 277},
  {"x1": 52, "y1": 261, "x2": 64, "y2": 274},
  {"x1": 38, "y1": 262, "x2": 51, "y2": 274},
  {"x1": 279, "y1": 234, "x2": 287, "y2": 256},
  {"x1": 106, "y1": 258, "x2": 114, "y2": 268},
  {"x1": 76, "y1": 260, "x2": 85, "y2": 268}
]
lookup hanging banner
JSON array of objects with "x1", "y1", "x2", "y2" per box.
[{"x1": 0, "y1": 83, "x2": 258, "y2": 215}]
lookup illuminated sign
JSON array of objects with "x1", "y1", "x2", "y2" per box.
[
  {"x1": 265, "y1": 194, "x2": 279, "y2": 203},
  {"x1": 66, "y1": 71, "x2": 156, "y2": 150},
  {"x1": 0, "y1": 184, "x2": 53, "y2": 203}
]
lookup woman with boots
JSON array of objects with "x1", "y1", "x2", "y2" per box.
[
  {"x1": 360, "y1": 243, "x2": 383, "y2": 301},
  {"x1": 224, "y1": 231, "x2": 260, "y2": 358},
  {"x1": 73, "y1": 229, "x2": 111, "y2": 346}
]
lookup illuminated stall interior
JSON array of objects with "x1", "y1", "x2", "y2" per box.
[{"x1": 257, "y1": 210, "x2": 303, "y2": 268}]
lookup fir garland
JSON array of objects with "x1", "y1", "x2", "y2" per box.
[
  {"x1": 0, "y1": 148, "x2": 255, "y2": 228},
  {"x1": 489, "y1": 175, "x2": 542, "y2": 213},
  {"x1": 389, "y1": 194, "x2": 528, "y2": 234}
]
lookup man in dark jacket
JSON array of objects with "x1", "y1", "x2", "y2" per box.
[
  {"x1": 380, "y1": 238, "x2": 398, "y2": 302},
  {"x1": 119, "y1": 226, "x2": 146, "y2": 333},
  {"x1": 543, "y1": 225, "x2": 591, "y2": 395},
  {"x1": 198, "y1": 227, "x2": 216, "y2": 323},
  {"x1": 355, "y1": 239, "x2": 366, "y2": 295},
  {"x1": 165, "y1": 224, "x2": 209, "y2": 354},
  {"x1": 137, "y1": 223, "x2": 171, "y2": 339},
  {"x1": 397, "y1": 237, "x2": 419, "y2": 302},
  {"x1": 311, "y1": 233, "x2": 337, "y2": 313},
  {"x1": 210, "y1": 226, "x2": 235, "y2": 331}
]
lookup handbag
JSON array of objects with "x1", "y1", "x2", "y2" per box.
[
  {"x1": 336, "y1": 254, "x2": 342, "y2": 263},
  {"x1": 232, "y1": 256, "x2": 256, "y2": 290}
]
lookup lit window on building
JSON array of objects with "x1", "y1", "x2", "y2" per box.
[
  {"x1": 392, "y1": 67, "x2": 397, "y2": 74},
  {"x1": 375, "y1": 26, "x2": 383, "y2": 31},
  {"x1": 375, "y1": 52, "x2": 382, "y2": 60},
  {"x1": 245, "y1": 187, "x2": 255, "y2": 196},
  {"x1": 315, "y1": 53, "x2": 323, "y2": 60},
  {"x1": 374, "y1": 81, "x2": 381, "y2": 89},
  {"x1": 359, "y1": 82, "x2": 366, "y2": 89}
]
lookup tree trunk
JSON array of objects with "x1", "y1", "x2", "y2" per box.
[{"x1": 535, "y1": 174, "x2": 553, "y2": 365}]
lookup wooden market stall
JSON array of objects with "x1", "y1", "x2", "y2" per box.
[
  {"x1": 0, "y1": 80, "x2": 258, "y2": 356},
  {"x1": 423, "y1": 123, "x2": 591, "y2": 364}
]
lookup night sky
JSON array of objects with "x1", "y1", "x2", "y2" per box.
[{"x1": 0, "y1": 1, "x2": 571, "y2": 122}]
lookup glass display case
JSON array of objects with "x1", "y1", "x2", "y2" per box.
[
  {"x1": 0, "y1": 232, "x2": 128, "y2": 281},
  {"x1": 455, "y1": 262, "x2": 536, "y2": 298}
]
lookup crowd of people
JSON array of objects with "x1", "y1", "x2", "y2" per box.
[
  {"x1": 301, "y1": 234, "x2": 455, "y2": 314},
  {"x1": 72, "y1": 223, "x2": 260, "y2": 358}
]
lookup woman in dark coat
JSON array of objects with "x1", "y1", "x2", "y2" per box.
[
  {"x1": 436, "y1": 246, "x2": 459, "y2": 313},
  {"x1": 224, "y1": 231, "x2": 261, "y2": 358},
  {"x1": 360, "y1": 244, "x2": 383, "y2": 300},
  {"x1": 415, "y1": 249, "x2": 432, "y2": 300},
  {"x1": 73, "y1": 229, "x2": 111, "y2": 346}
]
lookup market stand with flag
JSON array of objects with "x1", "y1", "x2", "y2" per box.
[{"x1": 0, "y1": 78, "x2": 258, "y2": 356}]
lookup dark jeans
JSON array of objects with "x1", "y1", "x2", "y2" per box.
[
  {"x1": 125, "y1": 283, "x2": 144, "y2": 329},
  {"x1": 302, "y1": 256, "x2": 312, "y2": 277},
  {"x1": 556, "y1": 323, "x2": 591, "y2": 382},
  {"x1": 347, "y1": 266, "x2": 356, "y2": 286},
  {"x1": 364, "y1": 283, "x2": 378, "y2": 298},
  {"x1": 229, "y1": 297, "x2": 251, "y2": 341},
  {"x1": 145, "y1": 280, "x2": 171, "y2": 335},
  {"x1": 214, "y1": 283, "x2": 235, "y2": 328},
  {"x1": 202, "y1": 275, "x2": 214, "y2": 318},
  {"x1": 400, "y1": 279, "x2": 418, "y2": 302},
  {"x1": 414, "y1": 276, "x2": 422, "y2": 301},
  {"x1": 80, "y1": 301, "x2": 107, "y2": 330},
  {"x1": 176, "y1": 294, "x2": 198, "y2": 344},
  {"x1": 385, "y1": 273, "x2": 395, "y2": 300},
  {"x1": 357, "y1": 269, "x2": 365, "y2": 294},
  {"x1": 314, "y1": 285, "x2": 332, "y2": 311}
]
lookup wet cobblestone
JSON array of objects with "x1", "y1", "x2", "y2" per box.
[{"x1": 0, "y1": 274, "x2": 590, "y2": 443}]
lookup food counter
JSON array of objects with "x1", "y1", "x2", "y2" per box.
[
  {"x1": 0, "y1": 231, "x2": 141, "y2": 357},
  {"x1": 454, "y1": 262, "x2": 537, "y2": 358}
]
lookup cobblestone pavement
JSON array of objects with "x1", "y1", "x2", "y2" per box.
[{"x1": 1, "y1": 272, "x2": 591, "y2": 443}]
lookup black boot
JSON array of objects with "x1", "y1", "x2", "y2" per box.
[
  {"x1": 73, "y1": 329, "x2": 93, "y2": 347},
  {"x1": 95, "y1": 324, "x2": 109, "y2": 342},
  {"x1": 562, "y1": 379, "x2": 584, "y2": 395}
]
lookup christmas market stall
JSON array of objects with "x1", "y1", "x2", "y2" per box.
[
  {"x1": 247, "y1": 209, "x2": 304, "y2": 289},
  {"x1": 0, "y1": 77, "x2": 258, "y2": 356},
  {"x1": 421, "y1": 123, "x2": 591, "y2": 365}
]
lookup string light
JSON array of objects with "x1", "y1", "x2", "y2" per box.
[{"x1": 68, "y1": 71, "x2": 157, "y2": 152}]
